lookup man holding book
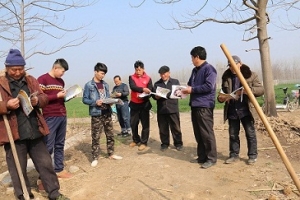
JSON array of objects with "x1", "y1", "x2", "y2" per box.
[
  {"x1": 217, "y1": 55, "x2": 264, "y2": 165},
  {"x1": 153, "y1": 66, "x2": 183, "y2": 151},
  {"x1": 38, "y1": 59, "x2": 72, "y2": 178},
  {"x1": 0, "y1": 49, "x2": 69, "y2": 200}
]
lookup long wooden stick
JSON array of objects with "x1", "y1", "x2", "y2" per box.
[
  {"x1": 0, "y1": 93, "x2": 30, "y2": 200},
  {"x1": 220, "y1": 43, "x2": 300, "y2": 192}
]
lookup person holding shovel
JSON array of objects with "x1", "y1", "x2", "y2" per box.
[
  {"x1": 0, "y1": 49, "x2": 69, "y2": 200},
  {"x1": 217, "y1": 55, "x2": 264, "y2": 165}
]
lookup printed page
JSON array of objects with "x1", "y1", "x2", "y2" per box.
[
  {"x1": 170, "y1": 85, "x2": 188, "y2": 99},
  {"x1": 65, "y1": 85, "x2": 83, "y2": 102}
]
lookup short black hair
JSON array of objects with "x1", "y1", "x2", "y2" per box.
[
  {"x1": 190, "y1": 46, "x2": 207, "y2": 60},
  {"x1": 94, "y1": 62, "x2": 108, "y2": 74},
  {"x1": 158, "y1": 65, "x2": 170, "y2": 74},
  {"x1": 54, "y1": 58, "x2": 69, "y2": 71},
  {"x1": 134, "y1": 60, "x2": 144, "y2": 69},
  {"x1": 114, "y1": 75, "x2": 121, "y2": 80}
]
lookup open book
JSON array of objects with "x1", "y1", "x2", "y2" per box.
[
  {"x1": 65, "y1": 85, "x2": 83, "y2": 102},
  {"x1": 218, "y1": 86, "x2": 244, "y2": 101},
  {"x1": 170, "y1": 85, "x2": 188, "y2": 99},
  {"x1": 138, "y1": 86, "x2": 170, "y2": 99},
  {"x1": 102, "y1": 98, "x2": 124, "y2": 105},
  {"x1": 17, "y1": 90, "x2": 34, "y2": 116}
]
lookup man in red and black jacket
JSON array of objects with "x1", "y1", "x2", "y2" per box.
[{"x1": 128, "y1": 60, "x2": 153, "y2": 151}]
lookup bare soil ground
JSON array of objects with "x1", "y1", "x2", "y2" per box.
[{"x1": 1, "y1": 109, "x2": 300, "y2": 200}]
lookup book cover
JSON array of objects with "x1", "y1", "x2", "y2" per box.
[
  {"x1": 17, "y1": 90, "x2": 34, "y2": 116},
  {"x1": 170, "y1": 85, "x2": 188, "y2": 99}
]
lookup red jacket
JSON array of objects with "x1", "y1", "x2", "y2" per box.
[
  {"x1": 0, "y1": 70, "x2": 50, "y2": 145},
  {"x1": 130, "y1": 72, "x2": 151, "y2": 104}
]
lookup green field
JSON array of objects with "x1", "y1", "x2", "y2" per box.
[{"x1": 66, "y1": 83, "x2": 299, "y2": 118}]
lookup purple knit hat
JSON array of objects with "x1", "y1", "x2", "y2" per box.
[{"x1": 5, "y1": 49, "x2": 26, "y2": 66}]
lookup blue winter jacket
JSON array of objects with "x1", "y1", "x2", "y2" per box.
[
  {"x1": 82, "y1": 78, "x2": 110, "y2": 116},
  {"x1": 187, "y1": 61, "x2": 217, "y2": 108}
]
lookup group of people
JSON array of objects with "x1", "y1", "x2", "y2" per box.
[{"x1": 0, "y1": 45, "x2": 264, "y2": 199}]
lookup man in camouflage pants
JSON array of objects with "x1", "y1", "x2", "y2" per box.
[{"x1": 82, "y1": 62, "x2": 122, "y2": 167}]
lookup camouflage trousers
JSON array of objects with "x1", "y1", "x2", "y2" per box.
[{"x1": 91, "y1": 115, "x2": 114, "y2": 160}]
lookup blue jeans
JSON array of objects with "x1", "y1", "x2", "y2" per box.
[
  {"x1": 116, "y1": 101, "x2": 131, "y2": 132},
  {"x1": 228, "y1": 115, "x2": 257, "y2": 159},
  {"x1": 44, "y1": 116, "x2": 67, "y2": 173}
]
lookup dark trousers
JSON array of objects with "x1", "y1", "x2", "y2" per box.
[
  {"x1": 228, "y1": 115, "x2": 257, "y2": 159},
  {"x1": 130, "y1": 108, "x2": 150, "y2": 145},
  {"x1": 191, "y1": 108, "x2": 217, "y2": 163},
  {"x1": 4, "y1": 138, "x2": 60, "y2": 199},
  {"x1": 157, "y1": 113, "x2": 183, "y2": 147},
  {"x1": 44, "y1": 116, "x2": 67, "y2": 173},
  {"x1": 116, "y1": 101, "x2": 131, "y2": 131}
]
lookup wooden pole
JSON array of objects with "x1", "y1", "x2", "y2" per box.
[
  {"x1": 0, "y1": 93, "x2": 30, "y2": 200},
  {"x1": 220, "y1": 43, "x2": 300, "y2": 192}
]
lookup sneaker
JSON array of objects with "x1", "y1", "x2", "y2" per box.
[
  {"x1": 225, "y1": 156, "x2": 240, "y2": 164},
  {"x1": 122, "y1": 132, "x2": 130, "y2": 137},
  {"x1": 138, "y1": 144, "x2": 147, "y2": 151},
  {"x1": 56, "y1": 170, "x2": 72, "y2": 178},
  {"x1": 175, "y1": 145, "x2": 183, "y2": 151},
  {"x1": 190, "y1": 158, "x2": 206, "y2": 164},
  {"x1": 109, "y1": 154, "x2": 123, "y2": 160},
  {"x1": 51, "y1": 194, "x2": 70, "y2": 200},
  {"x1": 160, "y1": 145, "x2": 169, "y2": 151},
  {"x1": 129, "y1": 142, "x2": 137, "y2": 148},
  {"x1": 91, "y1": 160, "x2": 98, "y2": 167},
  {"x1": 247, "y1": 158, "x2": 257, "y2": 165},
  {"x1": 201, "y1": 161, "x2": 216, "y2": 169}
]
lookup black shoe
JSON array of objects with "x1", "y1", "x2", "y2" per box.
[
  {"x1": 190, "y1": 158, "x2": 206, "y2": 164},
  {"x1": 175, "y1": 145, "x2": 183, "y2": 151},
  {"x1": 160, "y1": 145, "x2": 169, "y2": 151},
  {"x1": 201, "y1": 161, "x2": 216, "y2": 169}
]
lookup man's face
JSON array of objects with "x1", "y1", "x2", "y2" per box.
[
  {"x1": 134, "y1": 67, "x2": 144, "y2": 77},
  {"x1": 160, "y1": 71, "x2": 170, "y2": 81},
  {"x1": 114, "y1": 77, "x2": 121, "y2": 86},
  {"x1": 53, "y1": 64, "x2": 66, "y2": 78},
  {"x1": 191, "y1": 56, "x2": 199, "y2": 66},
  {"x1": 94, "y1": 70, "x2": 105, "y2": 81},
  {"x1": 228, "y1": 62, "x2": 242, "y2": 74},
  {"x1": 6, "y1": 66, "x2": 25, "y2": 80}
]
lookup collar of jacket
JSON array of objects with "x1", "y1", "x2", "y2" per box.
[{"x1": 222, "y1": 64, "x2": 252, "y2": 80}]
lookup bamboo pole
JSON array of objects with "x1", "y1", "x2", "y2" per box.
[
  {"x1": 0, "y1": 93, "x2": 30, "y2": 200},
  {"x1": 220, "y1": 43, "x2": 300, "y2": 192}
]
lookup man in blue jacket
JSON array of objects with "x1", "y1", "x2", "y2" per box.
[
  {"x1": 153, "y1": 66, "x2": 183, "y2": 151},
  {"x1": 82, "y1": 63, "x2": 122, "y2": 167},
  {"x1": 182, "y1": 46, "x2": 217, "y2": 169}
]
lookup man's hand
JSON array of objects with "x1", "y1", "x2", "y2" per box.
[
  {"x1": 7, "y1": 98, "x2": 20, "y2": 110},
  {"x1": 143, "y1": 88, "x2": 151, "y2": 94},
  {"x1": 57, "y1": 90, "x2": 66, "y2": 99},
  {"x1": 30, "y1": 96, "x2": 39, "y2": 106},
  {"x1": 96, "y1": 99, "x2": 103, "y2": 106},
  {"x1": 181, "y1": 86, "x2": 192, "y2": 94}
]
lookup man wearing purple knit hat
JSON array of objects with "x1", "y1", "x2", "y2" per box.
[{"x1": 0, "y1": 49, "x2": 69, "y2": 200}]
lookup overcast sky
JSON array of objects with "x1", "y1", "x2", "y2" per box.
[{"x1": 1, "y1": 0, "x2": 300, "y2": 88}]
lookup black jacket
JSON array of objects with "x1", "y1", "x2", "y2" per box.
[{"x1": 153, "y1": 77, "x2": 180, "y2": 114}]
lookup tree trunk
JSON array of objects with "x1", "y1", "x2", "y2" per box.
[
  {"x1": 21, "y1": 1, "x2": 25, "y2": 56},
  {"x1": 256, "y1": 0, "x2": 277, "y2": 117}
]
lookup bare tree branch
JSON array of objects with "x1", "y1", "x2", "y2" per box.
[{"x1": 0, "y1": 0, "x2": 98, "y2": 58}]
